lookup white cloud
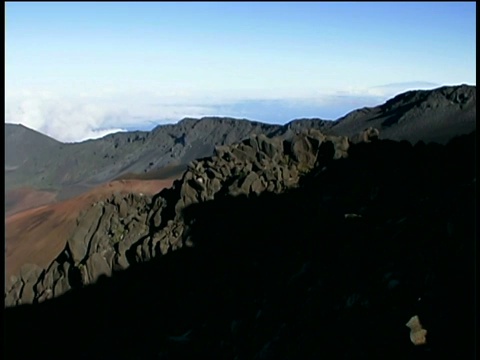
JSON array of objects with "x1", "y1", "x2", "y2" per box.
[
  {"x1": 4, "y1": 89, "x2": 220, "y2": 143},
  {"x1": 5, "y1": 82, "x2": 441, "y2": 142},
  {"x1": 5, "y1": 92, "x2": 125, "y2": 142},
  {"x1": 6, "y1": 86, "x2": 328, "y2": 142}
]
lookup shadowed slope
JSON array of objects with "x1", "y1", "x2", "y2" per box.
[{"x1": 4, "y1": 131, "x2": 475, "y2": 360}]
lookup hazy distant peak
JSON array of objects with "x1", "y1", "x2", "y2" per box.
[{"x1": 383, "y1": 84, "x2": 476, "y2": 108}]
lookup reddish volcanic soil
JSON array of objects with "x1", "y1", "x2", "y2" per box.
[
  {"x1": 5, "y1": 188, "x2": 58, "y2": 217},
  {"x1": 5, "y1": 178, "x2": 176, "y2": 279}
]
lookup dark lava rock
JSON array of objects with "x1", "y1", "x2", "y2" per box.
[{"x1": 4, "y1": 129, "x2": 475, "y2": 360}]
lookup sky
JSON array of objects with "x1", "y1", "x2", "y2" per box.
[{"x1": 5, "y1": 2, "x2": 476, "y2": 142}]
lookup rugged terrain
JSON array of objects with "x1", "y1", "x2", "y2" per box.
[
  {"x1": 4, "y1": 127, "x2": 476, "y2": 359},
  {"x1": 328, "y1": 83, "x2": 476, "y2": 144},
  {"x1": 5, "y1": 84, "x2": 476, "y2": 202},
  {"x1": 3, "y1": 84, "x2": 476, "y2": 359},
  {"x1": 4, "y1": 118, "x2": 283, "y2": 198},
  {"x1": 5, "y1": 178, "x2": 176, "y2": 279}
]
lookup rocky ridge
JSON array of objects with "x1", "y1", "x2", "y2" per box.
[
  {"x1": 331, "y1": 84, "x2": 476, "y2": 144},
  {"x1": 4, "y1": 118, "x2": 283, "y2": 192},
  {"x1": 5, "y1": 129, "x2": 352, "y2": 306},
  {"x1": 4, "y1": 128, "x2": 475, "y2": 359},
  {"x1": 5, "y1": 85, "x2": 476, "y2": 195}
]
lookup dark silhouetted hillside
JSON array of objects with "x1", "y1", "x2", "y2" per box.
[{"x1": 4, "y1": 130, "x2": 475, "y2": 360}]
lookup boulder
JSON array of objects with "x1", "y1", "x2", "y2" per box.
[
  {"x1": 331, "y1": 136, "x2": 350, "y2": 159},
  {"x1": 406, "y1": 315, "x2": 427, "y2": 345},
  {"x1": 349, "y1": 127, "x2": 380, "y2": 144},
  {"x1": 5, "y1": 275, "x2": 18, "y2": 293},
  {"x1": 159, "y1": 239, "x2": 170, "y2": 255},
  {"x1": 119, "y1": 198, "x2": 129, "y2": 218},
  {"x1": 85, "y1": 253, "x2": 112, "y2": 283},
  {"x1": 240, "y1": 172, "x2": 260, "y2": 194},
  {"x1": 209, "y1": 178, "x2": 222, "y2": 195},
  {"x1": 40, "y1": 267, "x2": 55, "y2": 292},
  {"x1": 5, "y1": 281, "x2": 23, "y2": 307},
  {"x1": 114, "y1": 253, "x2": 130, "y2": 271},
  {"x1": 291, "y1": 135, "x2": 317, "y2": 167},
  {"x1": 53, "y1": 276, "x2": 71, "y2": 298},
  {"x1": 36, "y1": 288, "x2": 53, "y2": 304},
  {"x1": 232, "y1": 147, "x2": 254, "y2": 162},
  {"x1": 19, "y1": 263, "x2": 43, "y2": 283},
  {"x1": 245, "y1": 135, "x2": 260, "y2": 152},
  {"x1": 361, "y1": 127, "x2": 380, "y2": 143},
  {"x1": 20, "y1": 281, "x2": 37, "y2": 304},
  {"x1": 257, "y1": 134, "x2": 279, "y2": 158},
  {"x1": 67, "y1": 205, "x2": 103, "y2": 265},
  {"x1": 251, "y1": 178, "x2": 266, "y2": 194},
  {"x1": 152, "y1": 208, "x2": 163, "y2": 228}
]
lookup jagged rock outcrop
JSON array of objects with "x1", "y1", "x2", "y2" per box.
[
  {"x1": 4, "y1": 264, "x2": 43, "y2": 306},
  {"x1": 4, "y1": 129, "x2": 350, "y2": 307},
  {"x1": 6, "y1": 85, "x2": 476, "y2": 196},
  {"x1": 4, "y1": 192, "x2": 153, "y2": 306},
  {"x1": 121, "y1": 130, "x2": 349, "y2": 271},
  {"x1": 4, "y1": 129, "x2": 475, "y2": 360},
  {"x1": 5, "y1": 117, "x2": 284, "y2": 192}
]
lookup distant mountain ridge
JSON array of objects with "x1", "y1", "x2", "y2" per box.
[
  {"x1": 330, "y1": 84, "x2": 476, "y2": 144},
  {"x1": 5, "y1": 84, "x2": 476, "y2": 195},
  {"x1": 5, "y1": 118, "x2": 282, "y2": 193},
  {"x1": 4, "y1": 85, "x2": 476, "y2": 359},
  {"x1": 5, "y1": 123, "x2": 61, "y2": 169}
]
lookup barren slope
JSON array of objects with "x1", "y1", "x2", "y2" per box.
[
  {"x1": 5, "y1": 85, "x2": 475, "y2": 196},
  {"x1": 5, "y1": 178, "x2": 176, "y2": 279},
  {"x1": 329, "y1": 84, "x2": 476, "y2": 144},
  {"x1": 5, "y1": 188, "x2": 58, "y2": 217}
]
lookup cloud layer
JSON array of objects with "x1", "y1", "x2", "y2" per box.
[
  {"x1": 5, "y1": 90, "x2": 220, "y2": 142},
  {"x1": 5, "y1": 82, "x2": 441, "y2": 143}
]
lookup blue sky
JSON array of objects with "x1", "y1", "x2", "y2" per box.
[{"x1": 5, "y1": 2, "x2": 476, "y2": 142}]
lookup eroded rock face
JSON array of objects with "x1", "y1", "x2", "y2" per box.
[
  {"x1": 4, "y1": 191, "x2": 153, "y2": 306},
  {"x1": 67, "y1": 204, "x2": 104, "y2": 265},
  {"x1": 4, "y1": 129, "x2": 475, "y2": 360},
  {"x1": 4, "y1": 129, "x2": 351, "y2": 307}
]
